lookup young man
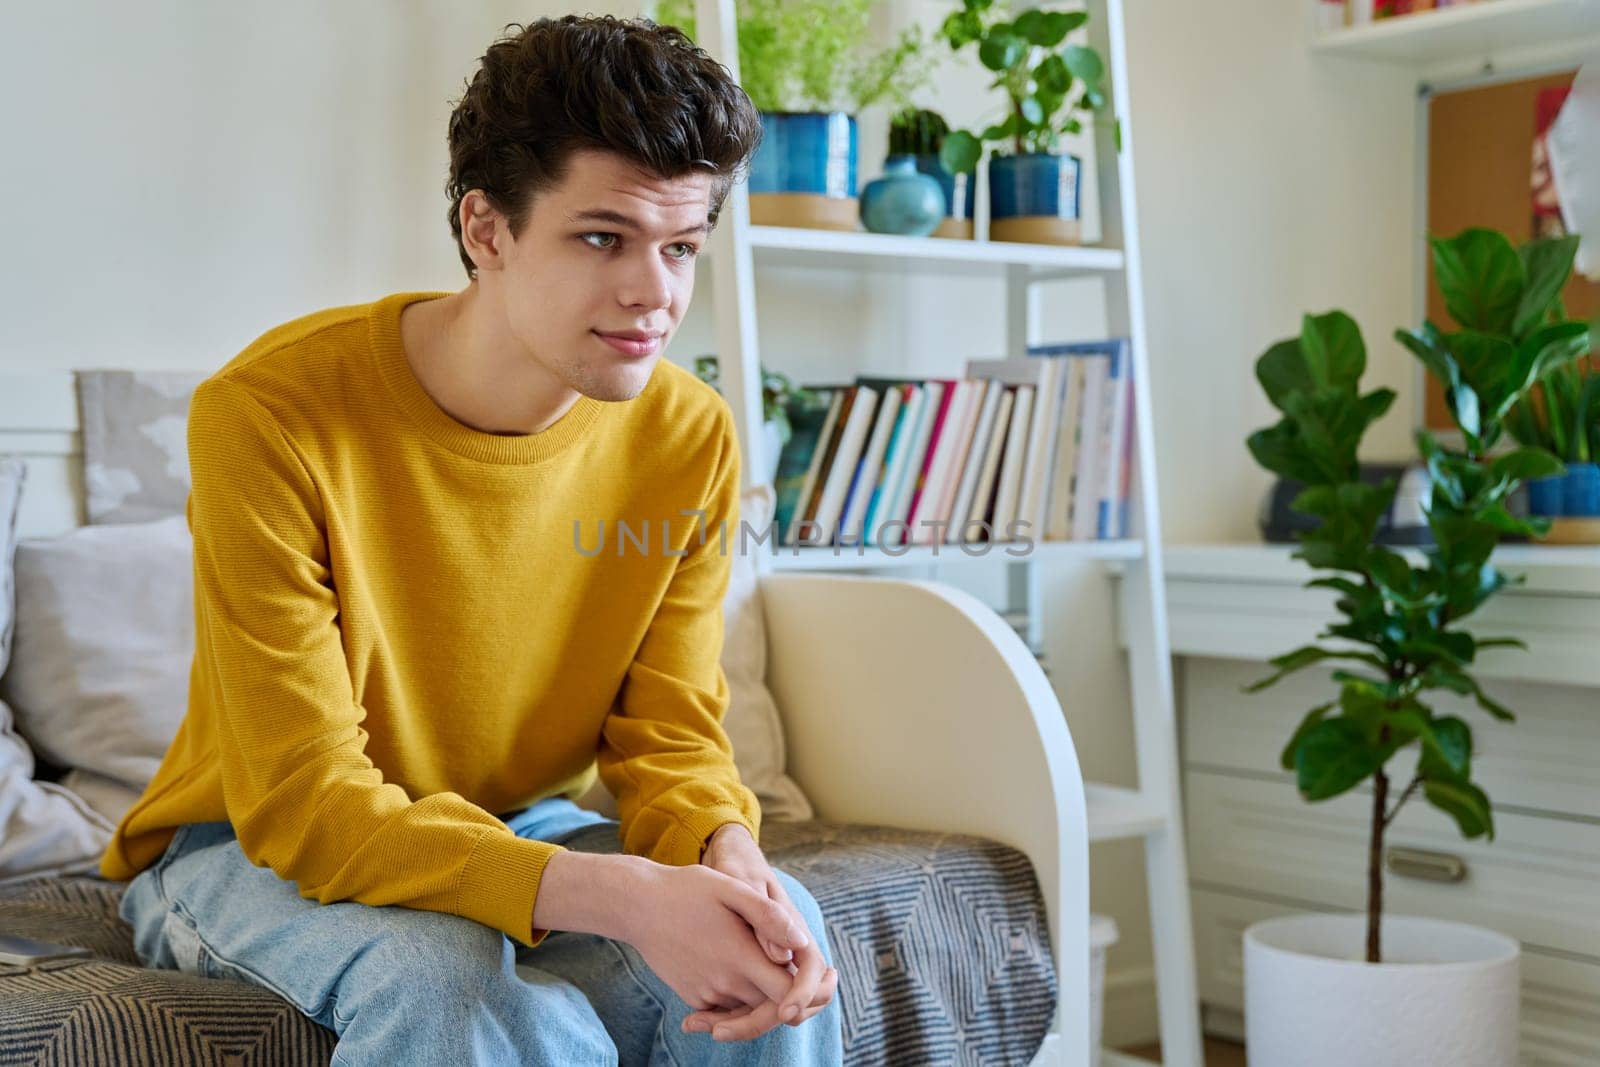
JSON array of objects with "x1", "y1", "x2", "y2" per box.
[{"x1": 101, "y1": 14, "x2": 842, "y2": 1065}]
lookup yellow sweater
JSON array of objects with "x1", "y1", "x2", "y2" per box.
[{"x1": 100, "y1": 291, "x2": 761, "y2": 948}]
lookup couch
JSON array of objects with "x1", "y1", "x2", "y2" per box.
[{"x1": 0, "y1": 370, "x2": 1093, "y2": 1066}]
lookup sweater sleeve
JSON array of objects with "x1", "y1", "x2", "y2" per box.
[
  {"x1": 187, "y1": 377, "x2": 562, "y2": 948},
  {"x1": 596, "y1": 409, "x2": 763, "y2": 867}
]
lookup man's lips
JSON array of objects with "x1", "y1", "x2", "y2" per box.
[{"x1": 593, "y1": 331, "x2": 662, "y2": 357}]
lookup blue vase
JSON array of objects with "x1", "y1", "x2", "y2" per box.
[
  {"x1": 749, "y1": 112, "x2": 857, "y2": 197},
  {"x1": 860, "y1": 155, "x2": 945, "y2": 236},
  {"x1": 1528, "y1": 473, "x2": 1565, "y2": 516},
  {"x1": 989, "y1": 152, "x2": 1083, "y2": 222},
  {"x1": 1564, "y1": 462, "x2": 1600, "y2": 517},
  {"x1": 913, "y1": 154, "x2": 973, "y2": 223}
]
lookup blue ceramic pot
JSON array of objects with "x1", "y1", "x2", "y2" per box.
[
  {"x1": 913, "y1": 154, "x2": 973, "y2": 223},
  {"x1": 860, "y1": 156, "x2": 945, "y2": 236},
  {"x1": 1564, "y1": 462, "x2": 1600, "y2": 517},
  {"x1": 989, "y1": 152, "x2": 1083, "y2": 222},
  {"x1": 749, "y1": 112, "x2": 857, "y2": 197},
  {"x1": 1528, "y1": 473, "x2": 1565, "y2": 516}
]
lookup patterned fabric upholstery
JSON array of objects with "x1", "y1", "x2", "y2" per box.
[{"x1": 0, "y1": 822, "x2": 1056, "y2": 1067}]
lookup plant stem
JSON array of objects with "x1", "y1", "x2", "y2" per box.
[
  {"x1": 1368, "y1": 766, "x2": 1388, "y2": 964},
  {"x1": 1384, "y1": 774, "x2": 1422, "y2": 829}
]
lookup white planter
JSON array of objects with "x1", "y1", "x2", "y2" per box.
[{"x1": 1245, "y1": 914, "x2": 1520, "y2": 1067}]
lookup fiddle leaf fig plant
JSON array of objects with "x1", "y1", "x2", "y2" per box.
[
  {"x1": 935, "y1": 0, "x2": 1114, "y2": 177},
  {"x1": 1244, "y1": 228, "x2": 1591, "y2": 965}
]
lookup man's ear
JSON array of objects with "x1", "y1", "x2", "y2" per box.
[{"x1": 460, "y1": 190, "x2": 507, "y2": 274}]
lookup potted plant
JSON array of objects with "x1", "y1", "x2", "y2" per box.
[
  {"x1": 1240, "y1": 228, "x2": 1591, "y2": 1066},
  {"x1": 653, "y1": 0, "x2": 935, "y2": 232},
  {"x1": 937, "y1": 0, "x2": 1114, "y2": 246},
  {"x1": 870, "y1": 107, "x2": 974, "y2": 240},
  {"x1": 692, "y1": 355, "x2": 820, "y2": 485},
  {"x1": 1505, "y1": 353, "x2": 1600, "y2": 539}
]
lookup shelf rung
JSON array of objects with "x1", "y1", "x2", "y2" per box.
[
  {"x1": 765, "y1": 539, "x2": 1144, "y2": 571},
  {"x1": 1085, "y1": 783, "x2": 1169, "y2": 843}
]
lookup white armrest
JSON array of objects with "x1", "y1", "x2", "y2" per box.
[{"x1": 759, "y1": 572, "x2": 1091, "y2": 1066}]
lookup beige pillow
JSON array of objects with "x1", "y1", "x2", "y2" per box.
[
  {"x1": 577, "y1": 484, "x2": 813, "y2": 822},
  {"x1": 0, "y1": 458, "x2": 117, "y2": 884},
  {"x1": 3, "y1": 515, "x2": 194, "y2": 798}
]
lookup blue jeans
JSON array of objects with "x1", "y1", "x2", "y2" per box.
[{"x1": 119, "y1": 797, "x2": 844, "y2": 1066}]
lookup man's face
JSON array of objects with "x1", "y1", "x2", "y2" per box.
[{"x1": 484, "y1": 148, "x2": 713, "y2": 403}]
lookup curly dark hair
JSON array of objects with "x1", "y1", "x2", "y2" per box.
[{"x1": 445, "y1": 15, "x2": 762, "y2": 279}]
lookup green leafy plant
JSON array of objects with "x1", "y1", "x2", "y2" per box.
[
  {"x1": 652, "y1": 0, "x2": 936, "y2": 114},
  {"x1": 692, "y1": 355, "x2": 820, "y2": 447},
  {"x1": 1505, "y1": 355, "x2": 1600, "y2": 463},
  {"x1": 888, "y1": 107, "x2": 952, "y2": 157},
  {"x1": 935, "y1": 0, "x2": 1113, "y2": 177},
  {"x1": 1244, "y1": 228, "x2": 1591, "y2": 964}
]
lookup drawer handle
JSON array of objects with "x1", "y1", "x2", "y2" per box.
[{"x1": 1385, "y1": 846, "x2": 1467, "y2": 884}]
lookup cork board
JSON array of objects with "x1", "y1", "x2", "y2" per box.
[{"x1": 1424, "y1": 71, "x2": 1599, "y2": 431}]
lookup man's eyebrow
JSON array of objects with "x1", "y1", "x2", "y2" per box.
[{"x1": 567, "y1": 209, "x2": 709, "y2": 238}]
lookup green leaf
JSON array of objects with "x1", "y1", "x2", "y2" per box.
[
  {"x1": 1061, "y1": 44, "x2": 1103, "y2": 84},
  {"x1": 1019, "y1": 95, "x2": 1045, "y2": 126},
  {"x1": 1514, "y1": 235, "x2": 1580, "y2": 338},
  {"x1": 941, "y1": 10, "x2": 982, "y2": 48},
  {"x1": 1423, "y1": 776, "x2": 1495, "y2": 840},
  {"x1": 979, "y1": 32, "x2": 1025, "y2": 72},
  {"x1": 1428, "y1": 715, "x2": 1473, "y2": 775},
  {"x1": 1245, "y1": 644, "x2": 1388, "y2": 693},
  {"x1": 1489, "y1": 446, "x2": 1565, "y2": 484},
  {"x1": 939, "y1": 129, "x2": 982, "y2": 175},
  {"x1": 1395, "y1": 323, "x2": 1457, "y2": 394},
  {"x1": 980, "y1": 114, "x2": 1017, "y2": 141},
  {"x1": 1247, "y1": 420, "x2": 1330, "y2": 485},
  {"x1": 1300, "y1": 311, "x2": 1366, "y2": 389},
  {"x1": 1035, "y1": 53, "x2": 1071, "y2": 94},
  {"x1": 1432, "y1": 229, "x2": 1526, "y2": 335},
  {"x1": 1296, "y1": 718, "x2": 1384, "y2": 801},
  {"x1": 1281, "y1": 702, "x2": 1335, "y2": 771},
  {"x1": 1255, "y1": 338, "x2": 1314, "y2": 413},
  {"x1": 1042, "y1": 10, "x2": 1087, "y2": 44}
]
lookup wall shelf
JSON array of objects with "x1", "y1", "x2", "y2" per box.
[{"x1": 1310, "y1": 0, "x2": 1600, "y2": 67}]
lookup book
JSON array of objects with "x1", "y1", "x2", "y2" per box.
[
  {"x1": 1016, "y1": 357, "x2": 1066, "y2": 544},
  {"x1": 865, "y1": 384, "x2": 925, "y2": 545},
  {"x1": 784, "y1": 388, "x2": 844, "y2": 545},
  {"x1": 904, "y1": 380, "x2": 957, "y2": 537},
  {"x1": 882, "y1": 380, "x2": 945, "y2": 546},
  {"x1": 1070, "y1": 357, "x2": 1110, "y2": 542},
  {"x1": 991, "y1": 384, "x2": 1034, "y2": 541},
  {"x1": 1045, "y1": 360, "x2": 1088, "y2": 541},
  {"x1": 808, "y1": 386, "x2": 878, "y2": 545},
  {"x1": 838, "y1": 384, "x2": 904, "y2": 545},
  {"x1": 1111, "y1": 368, "x2": 1137, "y2": 539},
  {"x1": 772, "y1": 389, "x2": 836, "y2": 544},
  {"x1": 1096, "y1": 346, "x2": 1133, "y2": 539},
  {"x1": 909, "y1": 380, "x2": 979, "y2": 544},
  {"x1": 965, "y1": 356, "x2": 1045, "y2": 388},
  {"x1": 945, "y1": 379, "x2": 1005, "y2": 543},
  {"x1": 966, "y1": 386, "x2": 1015, "y2": 538}
]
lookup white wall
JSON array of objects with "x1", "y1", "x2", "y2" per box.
[{"x1": 1, "y1": 0, "x2": 1420, "y2": 1048}]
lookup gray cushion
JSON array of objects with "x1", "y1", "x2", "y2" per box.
[{"x1": 0, "y1": 822, "x2": 1056, "y2": 1066}]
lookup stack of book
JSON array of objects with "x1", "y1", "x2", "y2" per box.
[{"x1": 772, "y1": 339, "x2": 1136, "y2": 549}]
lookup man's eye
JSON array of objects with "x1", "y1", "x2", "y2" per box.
[
  {"x1": 581, "y1": 233, "x2": 618, "y2": 250},
  {"x1": 668, "y1": 243, "x2": 700, "y2": 261}
]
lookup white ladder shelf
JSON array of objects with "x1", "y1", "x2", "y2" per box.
[{"x1": 692, "y1": 0, "x2": 1203, "y2": 1062}]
